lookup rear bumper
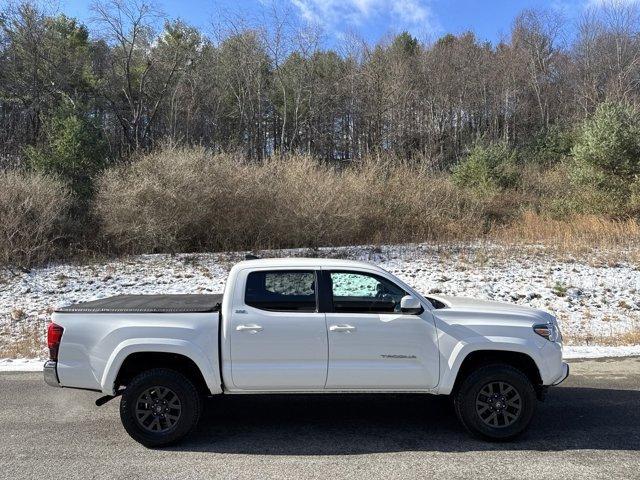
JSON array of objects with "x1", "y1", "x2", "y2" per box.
[
  {"x1": 43, "y1": 360, "x2": 60, "y2": 387},
  {"x1": 551, "y1": 362, "x2": 570, "y2": 386}
]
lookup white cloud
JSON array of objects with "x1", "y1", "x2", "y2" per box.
[
  {"x1": 290, "y1": 0, "x2": 437, "y2": 37},
  {"x1": 392, "y1": 0, "x2": 429, "y2": 23}
]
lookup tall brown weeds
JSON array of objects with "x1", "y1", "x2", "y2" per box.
[{"x1": 493, "y1": 211, "x2": 640, "y2": 252}]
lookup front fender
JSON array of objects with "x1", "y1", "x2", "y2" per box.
[
  {"x1": 100, "y1": 338, "x2": 222, "y2": 395},
  {"x1": 436, "y1": 336, "x2": 544, "y2": 395}
]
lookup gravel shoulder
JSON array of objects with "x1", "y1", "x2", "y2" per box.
[{"x1": 1, "y1": 357, "x2": 639, "y2": 480}]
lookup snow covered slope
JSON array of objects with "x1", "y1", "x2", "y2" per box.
[{"x1": 1, "y1": 242, "x2": 639, "y2": 366}]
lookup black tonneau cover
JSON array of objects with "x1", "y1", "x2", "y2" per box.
[{"x1": 55, "y1": 294, "x2": 223, "y2": 314}]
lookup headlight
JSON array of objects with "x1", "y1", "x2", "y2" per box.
[{"x1": 533, "y1": 322, "x2": 561, "y2": 342}]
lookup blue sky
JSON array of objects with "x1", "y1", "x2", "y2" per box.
[{"x1": 58, "y1": 0, "x2": 608, "y2": 46}]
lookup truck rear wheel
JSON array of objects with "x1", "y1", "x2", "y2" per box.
[
  {"x1": 454, "y1": 364, "x2": 536, "y2": 441},
  {"x1": 120, "y1": 368, "x2": 201, "y2": 447}
]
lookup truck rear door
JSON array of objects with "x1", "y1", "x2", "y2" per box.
[{"x1": 228, "y1": 269, "x2": 328, "y2": 390}]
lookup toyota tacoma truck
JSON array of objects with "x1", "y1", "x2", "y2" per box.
[{"x1": 44, "y1": 258, "x2": 568, "y2": 447}]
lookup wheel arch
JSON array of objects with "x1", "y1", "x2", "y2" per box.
[
  {"x1": 439, "y1": 343, "x2": 544, "y2": 396},
  {"x1": 115, "y1": 352, "x2": 210, "y2": 396},
  {"x1": 452, "y1": 350, "x2": 543, "y2": 393},
  {"x1": 101, "y1": 339, "x2": 222, "y2": 396}
]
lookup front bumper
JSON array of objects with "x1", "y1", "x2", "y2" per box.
[
  {"x1": 43, "y1": 360, "x2": 60, "y2": 387},
  {"x1": 551, "y1": 362, "x2": 570, "y2": 386}
]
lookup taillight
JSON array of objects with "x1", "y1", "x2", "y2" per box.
[{"x1": 47, "y1": 323, "x2": 64, "y2": 361}]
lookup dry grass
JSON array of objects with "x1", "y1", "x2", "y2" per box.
[
  {"x1": 493, "y1": 211, "x2": 640, "y2": 254},
  {"x1": 0, "y1": 323, "x2": 45, "y2": 358},
  {"x1": 565, "y1": 328, "x2": 640, "y2": 347}
]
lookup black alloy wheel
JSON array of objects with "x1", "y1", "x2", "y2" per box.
[
  {"x1": 135, "y1": 386, "x2": 183, "y2": 433},
  {"x1": 474, "y1": 381, "x2": 522, "y2": 428}
]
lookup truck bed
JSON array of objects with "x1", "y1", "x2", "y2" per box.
[{"x1": 55, "y1": 294, "x2": 223, "y2": 313}]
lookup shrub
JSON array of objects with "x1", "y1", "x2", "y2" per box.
[
  {"x1": 26, "y1": 111, "x2": 108, "y2": 199},
  {"x1": 572, "y1": 101, "x2": 640, "y2": 181},
  {"x1": 525, "y1": 126, "x2": 574, "y2": 167},
  {"x1": 94, "y1": 147, "x2": 232, "y2": 252},
  {"x1": 567, "y1": 101, "x2": 640, "y2": 215},
  {"x1": 94, "y1": 147, "x2": 485, "y2": 254},
  {"x1": 0, "y1": 170, "x2": 71, "y2": 268},
  {"x1": 452, "y1": 142, "x2": 519, "y2": 195}
]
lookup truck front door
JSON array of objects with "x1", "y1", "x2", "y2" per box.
[{"x1": 323, "y1": 270, "x2": 439, "y2": 390}]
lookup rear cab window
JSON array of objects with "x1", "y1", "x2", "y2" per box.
[{"x1": 244, "y1": 270, "x2": 317, "y2": 312}]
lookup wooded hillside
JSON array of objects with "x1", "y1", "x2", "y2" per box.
[{"x1": 2, "y1": 0, "x2": 640, "y2": 267}]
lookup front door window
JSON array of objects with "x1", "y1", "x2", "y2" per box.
[{"x1": 329, "y1": 271, "x2": 406, "y2": 313}]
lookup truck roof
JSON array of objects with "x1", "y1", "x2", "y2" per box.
[{"x1": 233, "y1": 257, "x2": 386, "y2": 272}]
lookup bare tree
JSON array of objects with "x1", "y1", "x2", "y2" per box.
[
  {"x1": 512, "y1": 9, "x2": 564, "y2": 129},
  {"x1": 575, "y1": 0, "x2": 640, "y2": 113},
  {"x1": 92, "y1": 0, "x2": 190, "y2": 151},
  {"x1": 1, "y1": 0, "x2": 640, "y2": 167}
]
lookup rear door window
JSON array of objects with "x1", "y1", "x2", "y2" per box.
[{"x1": 245, "y1": 270, "x2": 317, "y2": 312}]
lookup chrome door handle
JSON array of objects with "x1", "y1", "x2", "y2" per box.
[
  {"x1": 236, "y1": 324, "x2": 263, "y2": 333},
  {"x1": 329, "y1": 324, "x2": 356, "y2": 333}
]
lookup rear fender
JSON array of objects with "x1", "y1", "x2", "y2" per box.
[{"x1": 101, "y1": 338, "x2": 222, "y2": 395}]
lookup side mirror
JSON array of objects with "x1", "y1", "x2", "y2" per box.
[{"x1": 400, "y1": 295, "x2": 423, "y2": 315}]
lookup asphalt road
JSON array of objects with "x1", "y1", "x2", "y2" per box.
[{"x1": 1, "y1": 357, "x2": 639, "y2": 480}]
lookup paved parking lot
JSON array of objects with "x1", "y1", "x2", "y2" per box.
[{"x1": 1, "y1": 357, "x2": 639, "y2": 480}]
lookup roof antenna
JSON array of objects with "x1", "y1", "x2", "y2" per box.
[{"x1": 245, "y1": 254, "x2": 259, "y2": 260}]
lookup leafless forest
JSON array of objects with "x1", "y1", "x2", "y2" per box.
[{"x1": 2, "y1": 0, "x2": 640, "y2": 267}]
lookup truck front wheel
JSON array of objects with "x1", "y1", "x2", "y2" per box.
[
  {"x1": 120, "y1": 368, "x2": 201, "y2": 447},
  {"x1": 454, "y1": 364, "x2": 536, "y2": 441}
]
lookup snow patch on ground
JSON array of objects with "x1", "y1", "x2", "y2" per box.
[
  {"x1": 1, "y1": 242, "x2": 639, "y2": 360},
  {"x1": 0, "y1": 358, "x2": 45, "y2": 372},
  {"x1": 563, "y1": 345, "x2": 640, "y2": 359}
]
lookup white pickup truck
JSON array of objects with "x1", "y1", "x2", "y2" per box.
[{"x1": 44, "y1": 257, "x2": 568, "y2": 447}]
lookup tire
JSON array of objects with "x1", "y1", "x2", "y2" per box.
[
  {"x1": 120, "y1": 368, "x2": 201, "y2": 448},
  {"x1": 453, "y1": 364, "x2": 536, "y2": 441}
]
